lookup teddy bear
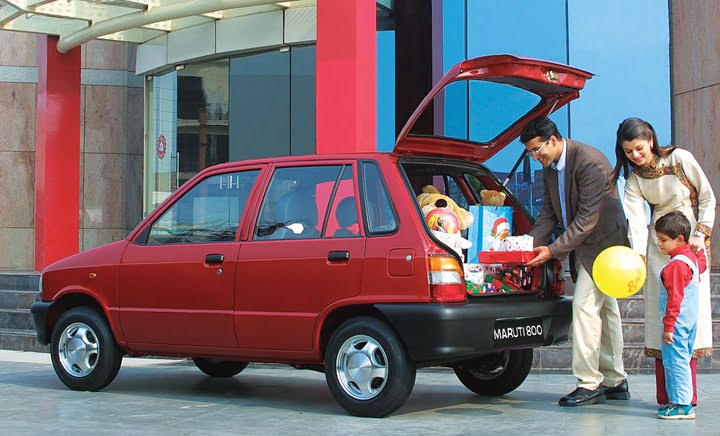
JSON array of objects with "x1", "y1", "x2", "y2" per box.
[
  {"x1": 480, "y1": 189, "x2": 506, "y2": 206},
  {"x1": 422, "y1": 198, "x2": 472, "y2": 259},
  {"x1": 417, "y1": 185, "x2": 474, "y2": 230}
]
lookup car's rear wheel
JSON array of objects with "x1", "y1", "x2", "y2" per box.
[
  {"x1": 191, "y1": 358, "x2": 248, "y2": 377},
  {"x1": 50, "y1": 307, "x2": 123, "y2": 391},
  {"x1": 324, "y1": 317, "x2": 416, "y2": 418},
  {"x1": 454, "y1": 348, "x2": 533, "y2": 395}
]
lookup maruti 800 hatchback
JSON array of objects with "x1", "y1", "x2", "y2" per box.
[{"x1": 32, "y1": 55, "x2": 591, "y2": 418}]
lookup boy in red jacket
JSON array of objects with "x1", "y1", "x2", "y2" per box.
[{"x1": 654, "y1": 211, "x2": 707, "y2": 420}]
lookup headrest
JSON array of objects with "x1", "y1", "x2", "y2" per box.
[
  {"x1": 336, "y1": 197, "x2": 358, "y2": 228},
  {"x1": 277, "y1": 190, "x2": 317, "y2": 226}
]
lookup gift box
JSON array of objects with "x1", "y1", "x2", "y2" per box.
[
  {"x1": 466, "y1": 205, "x2": 513, "y2": 262},
  {"x1": 483, "y1": 265, "x2": 534, "y2": 293},
  {"x1": 478, "y1": 251, "x2": 536, "y2": 264},
  {"x1": 506, "y1": 235, "x2": 534, "y2": 251},
  {"x1": 463, "y1": 263, "x2": 485, "y2": 295}
]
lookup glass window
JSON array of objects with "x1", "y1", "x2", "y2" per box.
[
  {"x1": 291, "y1": 45, "x2": 317, "y2": 156},
  {"x1": 177, "y1": 60, "x2": 230, "y2": 187},
  {"x1": 323, "y1": 167, "x2": 359, "y2": 238},
  {"x1": 147, "y1": 170, "x2": 259, "y2": 245},
  {"x1": 411, "y1": 80, "x2": 541, "y2": 144},
  {"x1": 255, "y1": 166, "x2": 343, "y2": 240},
  {"x1": 145, "y1": 70, "x2": 178, "y2": 213},
  {"x1": 229, "y1": 50, "x2": 290, "y2": 161},
  {"x1": 361, "y1": 162, "x2": 398, "y2": 234},
  {"x1": 144, "y1": 46, "x2": 317, "y2": 217}
]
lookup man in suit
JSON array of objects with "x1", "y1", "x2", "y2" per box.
[{"x1": 522, "y1": 117, "x2": 630, "y2": 406}]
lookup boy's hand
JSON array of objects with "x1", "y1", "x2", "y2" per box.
[{"x1": 662, "y1": 331, "x2": 674, "y2": 345}]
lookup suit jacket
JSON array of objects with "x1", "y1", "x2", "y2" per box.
[{"x1": 529, "y1": 138, "x2": 629, "y2": 282}]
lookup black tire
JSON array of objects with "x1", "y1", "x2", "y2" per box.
[
  {"x1": 50, "y1": 307, "x2": 123, "y2": 391},
  {"x1": 191, "y1": 358, "x2": 248, "y2": 377},
  {"x1": 324, "y1": 317, "x2": 416, "y2": 418},
  {"x1": 454, "y1": 348, "x2": 533, "y2": 396}
]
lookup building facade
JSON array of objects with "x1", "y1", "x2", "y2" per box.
[{"x1": 0, "y1": 0, "x2": 718, "y2": 272}]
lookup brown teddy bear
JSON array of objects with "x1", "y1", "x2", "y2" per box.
[
  {"x1": 417, "y1": 185, "x2": 474, "y2": 230},
  {"x1": 480, "y1": 189, "x2": 506, "y2": 206}
]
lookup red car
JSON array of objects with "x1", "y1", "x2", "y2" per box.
[{"x1": 32, "y1": 55, "x2": 591, "y2": 418}]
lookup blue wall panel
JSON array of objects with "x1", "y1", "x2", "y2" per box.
[
  {"x1": 465, "y1": 0, "x2": 568, "y2": 174},
  {"x1": 376, "y1": 31, "x2": 396, "y2": 152},
  {"x1": 568, "y1": 0, "x2": 671, "y2": 163}
]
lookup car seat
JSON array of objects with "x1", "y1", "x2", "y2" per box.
[
  {"x1": 333, "y1": 197, "x2": 358, "y2": 238},
  {"x1": 267, "y1": 189, "x2": 320, "y2": 239}
]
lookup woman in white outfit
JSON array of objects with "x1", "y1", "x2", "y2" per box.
[{"x1": 611, "y1": 117, "x2": 716, "y2": 407}]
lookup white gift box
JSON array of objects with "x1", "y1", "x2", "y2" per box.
[{"x1": 505, "y1": 235, "x2": 533, "y2": 251}]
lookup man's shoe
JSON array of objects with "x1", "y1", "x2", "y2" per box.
[
  {"x1": 558, "y1": 387, "x2": 607, "y2": 407},
  {"x1": 603, "y1": 379, "x2": 631, "y2": 400}
]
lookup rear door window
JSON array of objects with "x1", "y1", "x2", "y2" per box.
[
  {"x1": 361, "y1": 162, "x2": 398, "y2": 234},
  {"x1": 254, "y1": 165, "x2": 344, "y2": 240}
]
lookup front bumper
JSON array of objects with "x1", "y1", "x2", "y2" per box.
[
  {"x1": 30, "y1": 301, "x2": 53, "y2": 345},
  {"x1": 374, "y1": 297, "x2": 572, "y2": 365}
]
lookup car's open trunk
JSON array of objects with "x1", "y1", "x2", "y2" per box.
[{"x1": 399, "y1": 157, "x2": 563, "y2": 297}]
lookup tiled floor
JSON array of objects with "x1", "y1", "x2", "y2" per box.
[{"x1": 0, "y1": 351, "x2": 717, "y2": 434}]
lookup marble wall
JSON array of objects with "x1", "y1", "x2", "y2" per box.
[
  {"x1": 671, "y1": 1, "x2": 720, "y2": 268},
  {"x1": 0, "y1": 31, "x2": 143, "y2": 271}
]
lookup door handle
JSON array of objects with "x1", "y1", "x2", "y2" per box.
[
  {"x1": 205, "y1": 254, "x2": 224, "y2": 265},
  {"x1": 328, "y1": 251, "x2": 350, "y2": 262}
]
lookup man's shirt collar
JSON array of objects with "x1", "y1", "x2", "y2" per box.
[{"x1": 551, "y1": 138, "x2": 567, "y2": 172}]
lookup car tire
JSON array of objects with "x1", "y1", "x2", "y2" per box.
[
  {"x1": 454, "y1": 348, "x2": 533, "y2": 396},
  {"x1": 50, "y1": 307, "x2": 123, "y2": 391},
  {"x1": 191, "y1": 358, "x2": 248, "y2": 377},
  {"x1": 324, "y1": 317, "x2": 416, "y2": 418}
]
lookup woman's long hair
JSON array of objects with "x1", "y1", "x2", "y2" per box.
[{"x1": 611, "y1": 117, "x2": 675, "y2": 184}]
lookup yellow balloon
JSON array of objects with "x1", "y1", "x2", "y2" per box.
[{"x1": 592, "y1": 246, "x2": 647, "y2": 298}]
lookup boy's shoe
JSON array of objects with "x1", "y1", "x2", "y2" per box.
[
  {"x1": 657, "y1": 404, "x2": 695, "y2": 420},
  {"x1": 658, "y1": 403, "x2": 670, "y2": 412},
  {"x1": 603, "y1": 379, "x2": 631, "y2": 400}
]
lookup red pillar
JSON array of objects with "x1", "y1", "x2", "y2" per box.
[
  {"x1": 35, "y1": 35, "x2": 81, "y2": 271},
  {"x1": 316, "y1": 0, "x2": 376, "y2": 153}
]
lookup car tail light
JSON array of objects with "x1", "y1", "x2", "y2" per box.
[{"x1": 428, "y1": 254, "x2": 466, "y2": 303}]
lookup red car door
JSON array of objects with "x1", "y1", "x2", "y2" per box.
[
  {"x1": 234, "y1": 162, "x2": 365, "y2": 352},
  {"x1": 118, "y1": 168, "x2": 261, "y2": 350}
]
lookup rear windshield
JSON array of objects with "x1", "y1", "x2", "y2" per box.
[{"x1": 408, "y1": 80, "x2": 542, "y2": 144}]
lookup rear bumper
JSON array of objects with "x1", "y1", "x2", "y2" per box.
[
  {"x1": 30, "y1": 301, "x2": 53, "y2": 345},
  {"x1": 374, "y1": 297, "x2": 572, "y2": 365}
]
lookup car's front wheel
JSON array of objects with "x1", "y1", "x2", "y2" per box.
[
  {"x1": 50, "y1": 307, "x2": 123, "y2": 391},
  {"x1": 454, "y1": 348, "x2": 533, "y2": 396},
  {"x1": 324, "y1": 317, "x2": 416, "y2": 418},
  {"x1": 191, "y1": 358, "x2": 248, "y2": 377}
]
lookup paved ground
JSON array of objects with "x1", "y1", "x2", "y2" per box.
[{"x1": 0, "y1": 351, "x2": 718, "y2": 435}]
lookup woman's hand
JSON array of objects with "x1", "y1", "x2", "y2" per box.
[{"x1": 689, "y1": 235, "x2": 705, "y2": 253}]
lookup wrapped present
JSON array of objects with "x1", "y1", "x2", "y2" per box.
[
  {"x1": 506, "y1": 235, "x2": 534, "y2": 251},
  {"x1": 464, "y1": 263, "x2": 485, "y2": 294},
  {"x1": 496, "y1": 265, "x2": 533, "y2": 289},
  {"x1": 478, "y1": 251, "x2": 536, "y2": 264},
  {"x1": 481, "y1": 265, "x2": 534, "y2": 294},
  {"x1": 466, "y1": 205, "x2": 513, "y2": 262}
]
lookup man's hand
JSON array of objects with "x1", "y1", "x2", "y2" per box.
[
  {"x1": 662, "y1": 331, "x2": 674, "y2": 345},
  {"x1": 525, "y1": 246, "x2": 553, "y2": 267}
]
